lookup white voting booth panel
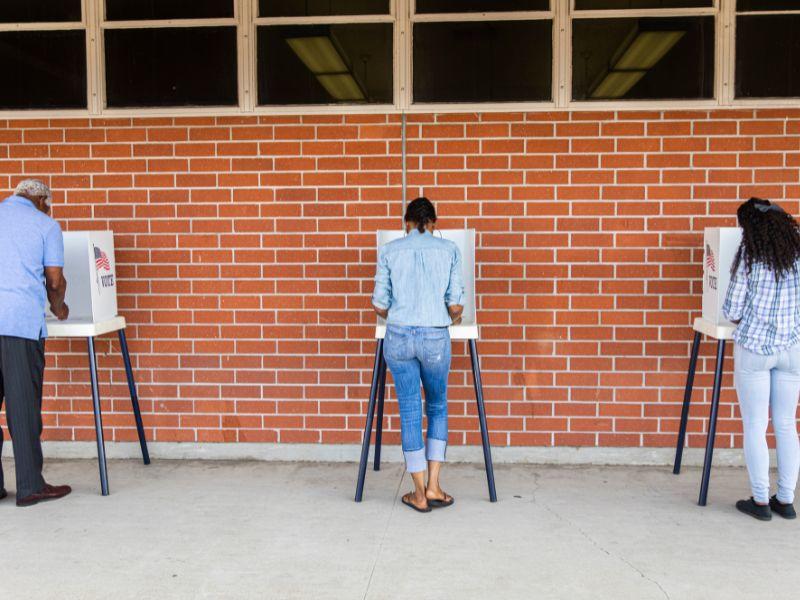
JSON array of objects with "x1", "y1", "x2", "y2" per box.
[
  {"x1": 40, "y1": 231, "x2": 148, "y2": 496},
  {"x1": 701, "y1": 227, "x2": 742, "y2": 329},
  {"x1": 46, "y1": 231, "x2": 124, "y2": 338},
  {"x1": 374, "y1": 229, "x2": 477, "y2": 340}
]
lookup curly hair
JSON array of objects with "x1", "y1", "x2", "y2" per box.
[
  {"x1": 404, "y1": 197, "x2": 437, "y2": 233},
  {"x1": 731, "y1": 197, "x2": 800, "y2": 280}
]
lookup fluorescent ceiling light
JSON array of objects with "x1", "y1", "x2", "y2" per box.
[
  {"x1": 286, "y1": 34, "x2": 367, "y2": 102},
  {"x1": 591, "y1": 70, "x2": 646, "y2": 99},
  {"x1": 286, "y1": 36, "x2": 347, "y2": 74},
  {"x1": 317, "y1": 73, "x2": 366, "y2": 101},
  {"x1": 614, "y1": 31, "x2": 686, "y2": 70},
  {"x1": 589, "y1": 29, "x2": 685, "y2": 99}
]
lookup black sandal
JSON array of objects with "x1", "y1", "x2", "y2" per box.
[
  {"x1": 402, "y1": 493, "x2": 431, "y2": 513},
  {"x1": 427, "y1": 493, "x2": 454, "y2": 509}
]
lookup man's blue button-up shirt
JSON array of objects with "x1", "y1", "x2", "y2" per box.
[
  {"x1": 372, "y1": 229, "x2": 465, "y2": 327},
  {"x1": 0, "y1": 195, "x2": 64, "y2": 340}
]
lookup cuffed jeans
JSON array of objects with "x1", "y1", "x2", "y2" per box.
[
  {"x1": 383, "y1": 325, "x2": 450, "y2": 473},
  {"x1": 734, "y1": 343, "x2": 800, "y2": 504}
]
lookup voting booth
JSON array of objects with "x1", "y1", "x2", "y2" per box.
[
  {"x1": 701, "y1": 227, "x2": 743, "y2": 332},
  {"x1": 373, "y1": 229, "x2": 478, "y2": 339},
  {"x1": 46, "y1": 231, "x2": 149, "y2": 496},
  {"x1": 355, "y1": 229, "x2": 497, "y2": 502},
  {"x1": 50, "y1": 231, "x2": 118, "y2": 323},
  {"x1": 674, "y1": 227, "x2": 741, "y2": 506}
]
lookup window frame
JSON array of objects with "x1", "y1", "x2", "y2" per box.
[
  {"x1": 566, "y1": 0, "x2": 721, "y2": 108},
  {"x1": 0, "y1": 0, "x2": 796, "y2": 117},
  {"x1": 251, "y1": 0, "x2": 398, "y2": 112},
  {"x1": 731, "y1": 2, "x2": 800, "y2": 105},
  {"x1": 408, "y1": 0, "x2": 557, "y2": 110},
  {"x1": 96, "y1": 0, "x2": 243, "y2": 113},
  {"x1": 0, "y1": 0, "x2": 89, "y2": 113}
]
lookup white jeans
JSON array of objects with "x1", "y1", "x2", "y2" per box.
[{"x1": 734, "y1": 343, "x2": 800, "y2": 504}]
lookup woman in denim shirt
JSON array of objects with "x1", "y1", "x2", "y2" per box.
[
  {"x1": 372, "y1": 198, "x2": 464, "y2": 513},
  {"x1": 723, "y1": 198, "x2": 800, "y2": 521}
]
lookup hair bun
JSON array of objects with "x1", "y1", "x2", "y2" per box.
[{"x1": 404, "y1": 197, "x2": 437, "y2": 233}]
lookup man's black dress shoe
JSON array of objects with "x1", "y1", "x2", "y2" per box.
[{"x1": 16, "y1": 483, "x2": 71, "y2": 507}]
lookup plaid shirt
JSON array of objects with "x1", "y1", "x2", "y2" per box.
[{"x1": 723, "y1": 255, "x2": 800, "y2": 355}]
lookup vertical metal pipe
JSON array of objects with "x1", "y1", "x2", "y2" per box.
[
  {"x1": 469, "y1": 339, "x2": 498, "y2": 502},
  {"x1": 373, "y1": 357, "x2": 387, "y2": 471},
  {"x1": 401, "y1": 112, "x2": 407, "y2": 226},
  {"x1": 674, "y1": 330, "x2": 701, "y2": 475},
  {"x1": 118, "y1": 329, "x2": 151, "y2": 465},
  {"x1": 699, "y1": 339, "x2": 726, "y2": 506},
  {"x1": 87, "y1": 337, "x2": 109, "y2": 496},
  {"x1": 355, "y1": 339, "x2": 384, "y2": 502}
]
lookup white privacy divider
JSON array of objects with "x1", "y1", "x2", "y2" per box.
[
  {"x1": 701, "y1": 227, "x2": 742, "y2": 328},
  {"x1": 374, "y1": 229, "x2": 477, "y2": 340},
  {"x1": 47, "y1": 230, "x2": 119, "y2": 329}
]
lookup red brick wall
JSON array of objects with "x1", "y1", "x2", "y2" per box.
[{"x1": 2, "y1": 108, "x2": 799, "y2": 450}]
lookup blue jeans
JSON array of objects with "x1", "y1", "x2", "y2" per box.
[
  {"x1": 383, "y1": 325, "x2": 451, "y2": 473},
  {"x1": 734, "y1": 343, "x2": 800, "y2": 504}
]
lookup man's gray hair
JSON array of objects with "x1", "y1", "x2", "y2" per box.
[{"x1": 15, "y1": 179, "x2": 52, "y2": 208}]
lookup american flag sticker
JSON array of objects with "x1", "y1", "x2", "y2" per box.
[
  {"x1": 94, "y1": 246, "x2": 111, "y2": 272},
  {"x1": 705, "y1": 244, "x2": 715, "y2": 273}
]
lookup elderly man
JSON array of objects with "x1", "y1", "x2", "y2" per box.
[{"x1": 0, "y1": 179, "x2": 71, "y2": 507}]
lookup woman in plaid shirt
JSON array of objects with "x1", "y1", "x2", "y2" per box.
[{"x1": 723, "y1": 198, "x2": 800, "y2": 521}]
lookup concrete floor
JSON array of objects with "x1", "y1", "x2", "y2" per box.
[{"x1": 0, "y1": 459, "x2": 798, "y2": 600}]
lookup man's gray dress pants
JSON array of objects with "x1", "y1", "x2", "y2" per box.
[{"x1": 0, "y1": 335, "x2": 46, "y2": 498}]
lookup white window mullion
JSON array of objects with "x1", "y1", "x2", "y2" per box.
[
  {"x1": 0, "y1": 21, "x2": 85, "y2": 31},
  {"x1": 238, "y1": 0, "x2": 254, "y2": 111},
  {"x1": 101, "y1": 18, "x2": 238, "y2": 30},
  {"x1": 398, "y1": 0, "x2": 410, "y2": 109},
  {"x1": 555, "y1": 0, "x2": 570, "y2": 108},
  {"x1": 85, "y1": 0, "x2": 101, "y2": 114},
  {"x1": 719, "y1": 0, "x2": 735, "y2": 105},
  {"x1": 254, "y1": 14, "x2": 395, "y2": 26}
]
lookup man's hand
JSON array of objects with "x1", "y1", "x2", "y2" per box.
[
  {"x1": 44, "y1": 266, "x2": 68, "y2": 321},
  {"x1": 51, "y1": 302, "x2": 69, "y2": 321},
  {"x1": 372, "y1": 303, "x2": 389, "y2": 319}
]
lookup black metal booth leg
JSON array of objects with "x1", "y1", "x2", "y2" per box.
[
  {"x1": 469, "y1": 339, "x2": 498, "y2": 502},
  {"x1": 674, "y1": 331, "x2": 702, "y2": 475},
  {"x1": 698, "y1": 339, "x2": 726, "y2": 507},
  {"x1": 355, "y1": 339, "x2": 384, "y2": 502},
  {"x1": 118, "y1": 329, "x2": 150, "y2": 465},
  {"x1": 374, "y1": 357, "x2": 387, "y2": 471},
  {"x1": 87, "y1": 337, "x2": 110, "y2": 496}
]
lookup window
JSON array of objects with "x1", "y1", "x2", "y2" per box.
[
  {"x1": 736, "y1": 1, "x2": 800, "y2": 10},
  {"x1": 572, "y1": 2, "x2": 715, "y2": 101},
  {"x1": 259, "y1": 0, "x2": 390, "y2": 17},
  {"x1": 575, "y1": 1, "x2": 712, "y2": 8},
  {"x1": 102, "y1": 1, "x2": 238, "y2": 108},
  {"x1": 412, "y1": 1, "x2": 553, "y2": 104},
  {"x1": 0, "y1": 0, "x2": 82, "y2": 23},
  {"x1": 417, "y1": 0, "x2": 550, "y2": 12},
  {"x1": 3, "y1": 1, "x2": 800, "y2": 114},
  {"x1": 0, "y1": 2, "x2": 86, "y2": 110},
  {"x1": 105, "y1": 0, "x2": 234, "y2": 21},
  {"x1": 256, "y1": 3, "x2": 393, "y2": 105},
  {"x1": 736, "y1": 1, "x2": 800, "y2": 99}
]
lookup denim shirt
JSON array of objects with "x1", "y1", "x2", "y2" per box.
[{"x1": 372, "y1": 229, "x2": 465, "y2": 327}]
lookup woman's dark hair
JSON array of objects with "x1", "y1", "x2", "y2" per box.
[
  {"x1": 731, "y1": 197, "x2": 800, "y2": 279},
  {"x1": 405, "y1": 197, "x2": 437, "y2": 233}
]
